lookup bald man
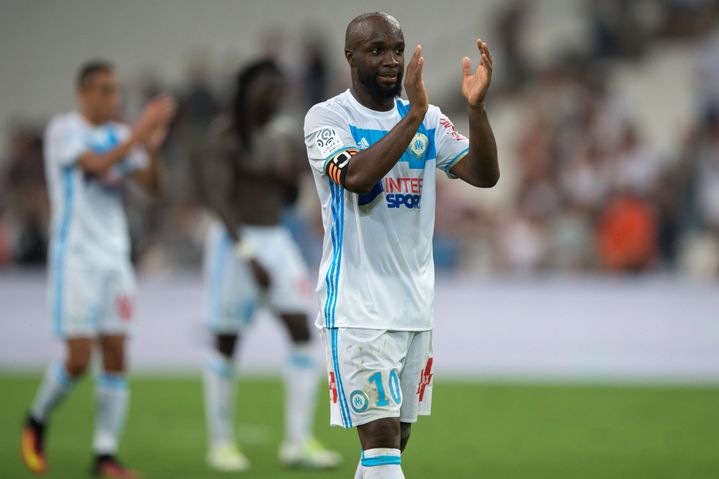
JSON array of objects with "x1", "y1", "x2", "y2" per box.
[{"x1": 303, "y1": 12, "x2": 499, "y2": 479}]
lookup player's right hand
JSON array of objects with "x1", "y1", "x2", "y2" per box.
[
  {"x1": 133, "y1": 95, "x2": 176, "y2": 141},
  {"x1": 404, "y1": 44, "x2": 428, "y2": 115},
  {"x1": 248, "y1": 258, "x2": 272, "y2": 290}
]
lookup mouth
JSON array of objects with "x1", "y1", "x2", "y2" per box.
[{"x1": 377, "y1": 73, "x2": 399, "y2": 85}]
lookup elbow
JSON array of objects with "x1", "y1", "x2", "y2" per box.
[
  {"x1": 468, "y1": 170, "x2": 499, "y2": 188},
  {"x1": 479, "y1": 172, "x2": 500, "y2": 188},
  {"x1": 342, "y1": 172, "x2": 374, "y2": 195}
]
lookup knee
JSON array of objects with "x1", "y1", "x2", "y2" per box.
[
  {"x1": 65, "y1": 356, "x2": 91, "y2": 378},
  {"x1": 400, "y1": 422, "x2": 412, "y2": 452},
  {"x1": 358, "y1": 418, "x2": 401, "y2": 449}
]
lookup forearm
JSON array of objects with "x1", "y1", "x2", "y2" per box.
[
  {"x1": 344, "y1": 107, "x2": 426, "y2": 193},
  {"x1": 463, "y1": 105, "x2": 499, "y2": 187},
  {"x1": 135, "y1": 153, "x2": 164, "y2": 197},
  {"x1": 77, "y1": 134, "x2": 140, "y2": 176}
]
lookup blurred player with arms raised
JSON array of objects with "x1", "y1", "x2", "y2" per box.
[
  {"x1": 20, "y1": 60, "x2": 175, "y2": 478},
  {"x1": 304, "y1": 12, "x2": 499, "y2": 479},
  {"x1": 201, "y1": 59, "x2": 341, "y2": 472}
]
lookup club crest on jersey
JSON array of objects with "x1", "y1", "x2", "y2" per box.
[
  {"x1": 408, "y1": 132, "x2": 429, "y2": 160},
  {"x1": 350, "y1": 390, "x2": 369, "y2": 413}
]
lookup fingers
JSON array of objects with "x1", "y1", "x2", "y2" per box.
[
  {"x1": 416, "y1": 45, "x2": 424, "y2": 78},
  {"x1": 476, "y1": 38, "x2": 493, "y2": 70},
  {"x1": 462, "y1": 57, "x2": 472, "y2": 77}
]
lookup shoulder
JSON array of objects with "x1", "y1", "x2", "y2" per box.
[
  {"x1": 45, "y1": 111, "x2": 80, "y2": 137},
  {"x1": 304, "y1": 91, "x2": 352, "y2": 132},
  {"x1": 108, "y1": 121, "x2": 131, "y2": 139}
]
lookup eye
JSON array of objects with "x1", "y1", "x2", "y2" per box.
[
  {"x1": 371, "y1": 48, "x2": 380, "y2": 55},
  {"x1": 394, "y1": 48, "x2": 404, "y2": 55}
]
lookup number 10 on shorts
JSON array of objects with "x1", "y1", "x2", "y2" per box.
[{"x1": 369, "y1": 370, "x2": 402, "y2": 407}]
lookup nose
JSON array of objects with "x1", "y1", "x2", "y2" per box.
[{"x1": 382, "y1": 51, "x2": 400, "y2": 68}]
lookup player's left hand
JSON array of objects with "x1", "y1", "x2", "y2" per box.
[
  {"x1": 461, "y1": 38, "x2": 493, "y2": 108},
  {"x1": 144, "y1": 124, "x2": 169, "y2": 155}
]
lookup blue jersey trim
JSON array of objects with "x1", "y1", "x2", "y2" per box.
[
  {"x1": 323, "y1": 181, "x2": 352, "y2": 426},
  {"x1": 52, "y1": 166, "x2": 75, "y2": 337}
]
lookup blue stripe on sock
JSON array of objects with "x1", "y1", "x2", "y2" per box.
[
  {"x1": 208, "y1": 356, "x2": 233, "y2": 380},
  {"x1": 97, "y1": 373, "x2": 127, "y2": 390},
  {"x1": 361, "y1": 455, "x2": 402, "y2": 467},
  {"x1": 52, "y1": 361, "x2": 73, "y2": 388},
  {"x1": 289, "y1": 352, "x2": 314, "y2": 369}
]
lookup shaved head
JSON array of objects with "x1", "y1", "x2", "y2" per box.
[{"x1": 345, "y1": 12, "x2": 402, "y2": 51}]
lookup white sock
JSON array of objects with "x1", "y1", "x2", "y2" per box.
[
  {"x1": 283, "y1": 342, "x2": 318, "y2": 444},
  {"x1": 361, "y1": 448, "x2": 404, "y2": 479},
  {"x1": 30, "y1": 361, "x2": 75, "y2": 422},
  {"x1": 354, "y1": 458, "x2": 364, "y2": 479},
  {"x1": 203, "y1": 350, "x2": 235, "y2": 448},
  {"x1": 93, "y1": 373, "x2": 129, "y2": 455}
]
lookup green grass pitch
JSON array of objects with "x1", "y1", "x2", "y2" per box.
[{"x1": 1, "y1": 373, "x2": 718, "y2": 478}]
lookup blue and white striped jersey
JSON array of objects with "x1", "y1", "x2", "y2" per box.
[
  {"x1": 304, "y1": 90, "x2": 469, "y2": 331},
  {"x1": 44, "y1": 111, "x2": 148, "y2": 268}
]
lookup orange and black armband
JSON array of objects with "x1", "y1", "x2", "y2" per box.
[{"x1": 325, "y1": 149, "x2": 358, "y2": 187}]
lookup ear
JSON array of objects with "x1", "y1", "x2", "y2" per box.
[{"x1": 344, "y1": 49, "x2": 353, "y2": 65}]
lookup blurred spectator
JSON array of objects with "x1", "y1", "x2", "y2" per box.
[
  {"x1": 1, "y1": 126, "x2": 48, "y2": 266},
  {"x1": 597, "y1": 192, "x2": 658, "y2": 273},
  {"x1": 496, "y1": 0, "x2": 532, "y2": 92},
  {"x1": 300, "y1": 33, "x2": 330, "y2": 110}
]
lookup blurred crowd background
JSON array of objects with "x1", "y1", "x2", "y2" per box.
[{"x1": 2, "y1": 0, "x2": 719, "y2": 279}]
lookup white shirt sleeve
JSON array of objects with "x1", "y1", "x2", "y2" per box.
[
  {"x1": 45, "y1": 116, "x2": 87, "y2": 167},
  {"x1": 433, "y1": 108, "x2": 470, "y2": 178},
  {"x1": 304, "y1": 103, "x2": 357, "y2": 176}
]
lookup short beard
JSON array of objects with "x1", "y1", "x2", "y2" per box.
[{"x1": 357, "y1": 69, "x2": 403, "y2": 103}]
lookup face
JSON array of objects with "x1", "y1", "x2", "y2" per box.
[
  {"x1": 247, "y1": 70, "x2": 286, "y2": 123},
  {"x1": 348, "y1": 20, "x2": 405, "y2": 102},
  {"x1": 78, "y1": 70, "x2": 120, "y2": 123}
]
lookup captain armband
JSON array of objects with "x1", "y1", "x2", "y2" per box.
[{"x1": 325, "y1": 149, "x2": 358, "y2": 187}]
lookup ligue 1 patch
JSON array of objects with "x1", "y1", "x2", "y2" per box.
[
  {"x1": 315, "y1": 128, "x2": 343, "y2": 157},
  {"x1": 408, "y1": 132, "x2": 428, "y2": 159},
  {"x1": 350, "y1": 390, "x2": 369, "y2": 413}
]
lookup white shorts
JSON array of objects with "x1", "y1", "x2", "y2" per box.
[
  {"x1": 49, "y1": 257, "x2": 136, "y2": 338},
  {"x1": 321, "y1": 328, "x2": 434, "y2": 428},
  {"x1": 204, "y1": 222, "x2": 314, "y2": 333}
]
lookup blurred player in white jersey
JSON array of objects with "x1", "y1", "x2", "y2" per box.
[
  {"x1": 21, "y1": 60, "x2": 175, "y2": 478},
  {"x1": 200, "y1": 59, "x2": 341, "y2": 472},
  {"x1": 304, "y1": 13, "x2": 499, "y2": 479}
]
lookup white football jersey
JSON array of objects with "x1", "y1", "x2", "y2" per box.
[
  {"x1": 44, "y1": 111, "x2": 148, "y2": 267},
  {"x1": 304, "y1": 90, "x2": 469, "y2": 331}
]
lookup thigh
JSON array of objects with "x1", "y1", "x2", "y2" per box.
[
  {"x1": 261, "y1": 229, "x2": 314, "y2": 315},
  {"x1": 322, "y1": 328, "x2": 409, "y2": 429},
  {"x1": 204, "y1": 226, "x2": 258, "y2": 334},
  {"x1": 99, "y1": 262, "x2": 136, "y2": 337},
  {"x1": 98, "y1": 334, "x2": 127, "y2": 373},
  {"x1": 399, "y1": 330, "x2": 434, "y2": 423},
  {"x1": 50, "y1": 264, "x2": 102, "y2": 338}
]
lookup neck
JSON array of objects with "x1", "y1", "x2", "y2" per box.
[
  {"x1": 350, "y1": 84, "x2": 395, "y2": 112},
  {"x1": 80, "y1": 109, "x2": 104, "y2": 126}
]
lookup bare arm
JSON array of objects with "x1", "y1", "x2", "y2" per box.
[
  {"x1": 341, "y1": 45, "x2": 429, "y2": 194},
  {"x1": 133, "y1": 123, "x2": 170, "y2": 197},
  {"x1": 78, "y1": 96, "x2": 175, "y2": 177},
  {"x1": 202, "y1": 128, "x2": 271, "y2": 288},
  {"x1": 203, "y1": 137, "x2": 242, "y2": 243},
  {"x1": 449, "y1": 39, "x2": 499, "y2": 188}
]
